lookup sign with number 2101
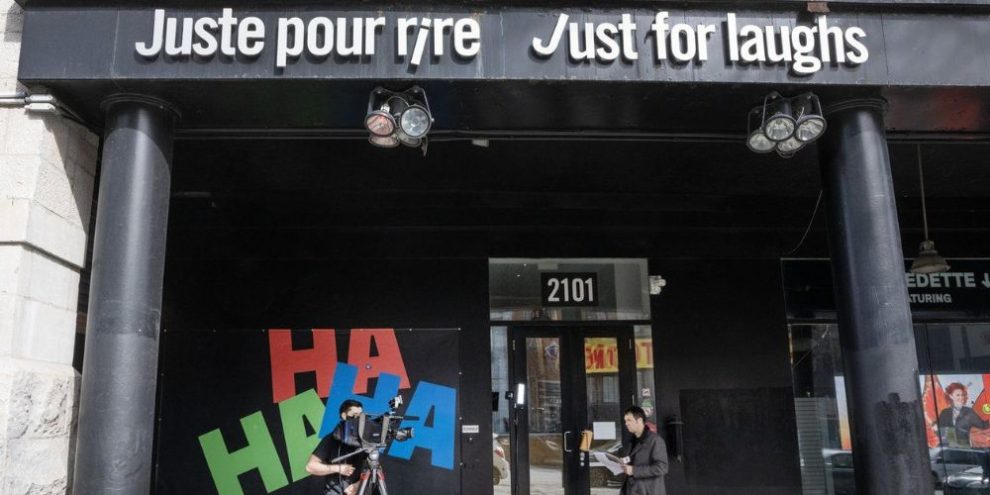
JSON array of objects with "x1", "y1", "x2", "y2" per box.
[{"x1": 541, "y1": 272, "x2": 598, "y2": 307}]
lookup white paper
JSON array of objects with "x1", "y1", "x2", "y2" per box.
[
  {"x1": 593, "y1": 421, "x2": 617, "y2": 440},
  {"x1": 592, "y1": 451, "x2": 625, "y2": 475}
]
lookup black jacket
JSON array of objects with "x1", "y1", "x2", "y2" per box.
[
  {"x1": 938, "y1": 406, "x2": 990, "y2": 447},
  {"x1": 620, "y1": 429, "x2": 669, "y2": 495},
  {"x1": 312, "y1": 421, "x2": 366, "y2": 495}
]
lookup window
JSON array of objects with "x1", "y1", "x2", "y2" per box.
[{"x1": 790, "y1": 323, "x2": 990, "y2": 494}]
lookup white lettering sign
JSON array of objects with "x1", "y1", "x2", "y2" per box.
[
  {"x1": 725, "y1": 13, "x2": 867, "y2": 75},
  {"x1": 905, "y1": 272, "x2": 978, "y2": 289},
  {"x1": 134, "y1": 9, "x2": 869, "y2": 76},
  {"x1": 531, "y1": 12, "x2": 868, "y2": 75},
  {"x1": 136, "y1": 9, "x2": 482, "y2": 70}
]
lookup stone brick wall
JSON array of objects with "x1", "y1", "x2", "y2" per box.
[{"x1": 0, "y1": 0, "x2": 99, "y2": 493}]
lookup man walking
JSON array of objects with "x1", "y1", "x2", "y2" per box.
[{"x1": 620, "y1": 406, "x2": 669, "y2": 495}]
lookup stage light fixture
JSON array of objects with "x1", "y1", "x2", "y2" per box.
[
  {"x1": 400, "y1": 104, "x2": 432, "y2": 138},
  {"x1": 365, "y1": 112, "x2": 395, "y2": 137},
  {"x1": 364, "y1": 89, "x2": 396, "y2": 137},
  {"x1": 746, "y1": 92, "x2": 827, "y2": 158},
  {"x1": 364, "y1": 86, "x2": 433, "y2": 150},
  {"x1": 791, "y1": 93, "x2": 827, "y2": 142},
  {"x1": 369, "y1": 134, "x2": 400, "y2": 148},
  {"x1": 776, "y1": 135, "x2": 805, "y2": 155},
  {"x1": 763, "y1": 93, "x2": 795, "y2": 142},
  {"x1": 387, "y1": 95, "x2": 410, "y2": 116},
  {"x1": 368, "y1": 134, "x2": 399, "y2": 148},
  {"x1": 746, "y1": 107, "x2": 775, "y2": 153},
  {"x1": 394, "y1": 129, "x2": 422, "y2": 148}
]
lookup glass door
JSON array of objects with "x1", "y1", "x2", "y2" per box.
[
  {"x1": 509, "y1": 327, "x2": 636, "y2": 495},
  {"x1": 578, "y1": 330, "x2": 637, "y2": 495}
]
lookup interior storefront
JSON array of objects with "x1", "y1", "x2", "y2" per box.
[
  {"x1": 158, "y1": 139, "x2": 819, "y2": 495},
  {"x1": 12, "y1": 2, "x2": 990, "y2": 495},
  {"x1": 149, "y1": 137, "x2": 989, "y2": 495},
  {"x1": 785, "y1": 259, "x2": 990, "y2": 494}
]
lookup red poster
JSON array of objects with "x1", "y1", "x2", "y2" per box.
[
  {"x1": 922, "y1": 375, "x2": 943, "y2": 448},
  {"x1": 973, "y1": 374, "x2": 990, "y2": 422},
  {"x1": 971, "y1": 375, "x2": 990, "y2": 447}
]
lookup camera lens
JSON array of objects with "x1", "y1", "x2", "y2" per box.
[{"x1": 395, "y1": 427, "x2": 414, "y2": 441}]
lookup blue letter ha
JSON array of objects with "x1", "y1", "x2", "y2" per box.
[
  {"x1": 318, "y1": 362, "x2": 401, "y2": 438},
  {"x1": 387, "y1": 381, "x2": 457, "y2": 470}
]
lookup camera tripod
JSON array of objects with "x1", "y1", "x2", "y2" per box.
[
  {"x1": 330, "y1": 402, "x2": 415, "y2": 495},
  {"x1": 332, "y1": 446, "x2": 389, "y2": 495}
]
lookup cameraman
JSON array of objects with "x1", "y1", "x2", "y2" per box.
[{"x1": 306, "y1": 400, "x2": 367, "y2": 495}]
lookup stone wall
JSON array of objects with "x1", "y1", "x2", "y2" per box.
[{"x1": 0, "y1": 0, "x2": 98, "y2": 492}]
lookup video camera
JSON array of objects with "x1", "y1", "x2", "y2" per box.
[
  {"x1": 331, "y1": 396, "x2": 415, "y2": 495},
  {"x1": 340, "y1": 396, "x2": 415, "y2": 450}
]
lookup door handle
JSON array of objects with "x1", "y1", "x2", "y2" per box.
[{"x1": 563, "y1": 430, "x2": 573, "y2": 453}]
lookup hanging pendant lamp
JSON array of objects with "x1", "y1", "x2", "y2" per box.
[{"x1": 909, "y1": 145, "x2": 950, "y2": 274}]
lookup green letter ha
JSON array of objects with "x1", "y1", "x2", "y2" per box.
[
  {"x1": 279, "y1": 389, "x2": 326, "y2": 482},
  {"x1": 199, "y1": 411, "x2": 289, "y2": 495}
]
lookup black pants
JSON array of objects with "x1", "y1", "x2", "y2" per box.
[{"x1": 322, "y1": 480, "x2": 353, "y2": 495}]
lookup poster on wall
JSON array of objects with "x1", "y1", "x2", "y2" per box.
[
  {"x1": 155, "y1": 328, "x2": 460, "y2": 495},
  {"x1": 835, "y1": 373, "x2": 990, "y2": 450},
  {"x1": 921, "y1": 373, "x2": 990, "y2": 448},
  {"x1": 583, "y1": 338, "x2": 654, "y2": 374}
]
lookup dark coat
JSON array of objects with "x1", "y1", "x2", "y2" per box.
[
  {"x1": 620, "y1": 429, "x2": 669, "y2": 495},
  {"x1": 938, "y1": 406, "x2": 990, "y2": 446},
  {"x1": 312, "y1": 421, "x2": 366, "y2": 495}
]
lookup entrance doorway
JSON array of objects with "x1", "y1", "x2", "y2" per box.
[
  {"x1": 489, "y1": 258, "x2": 655, "y2": 495},
  {"x1": 509, "y1": 326, "x2": 637, "y2": 495}
]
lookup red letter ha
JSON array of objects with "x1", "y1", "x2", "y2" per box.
[
  {"x1": 268, "y1": 329, "x2": 337, "y2": 403},
  {"x1": 348, "y1": 329, "x2": 410, "y2": 393}
]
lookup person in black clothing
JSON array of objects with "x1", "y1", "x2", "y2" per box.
[
  {"x1": 937, "y1": 383, "x2": 990, "y2": 447},
  {"x1": 620, "y1": 406, "x2": 668, "y2": 495},
  {"x1": 307, "y1": 400, "x2": 366, "y2": 495}
]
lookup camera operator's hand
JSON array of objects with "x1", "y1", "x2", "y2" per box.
[
  {"x1": 337, "y1": 464, "x2": 356, "y2": 476},
  {"x1": 344, "y1": 484, "x2": 358, "y2": 495}
]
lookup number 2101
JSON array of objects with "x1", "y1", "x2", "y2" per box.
[{"x1": 546, "y1": 277, "x2": 595, "y2": 303}]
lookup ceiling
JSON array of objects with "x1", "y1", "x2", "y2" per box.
[{"x1": 163, "y1": 138, "x2": 990, "y2": 261}]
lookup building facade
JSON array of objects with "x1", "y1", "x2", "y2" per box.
[
  {"x1": 1, "y1": 0, "x2": 97, "y2": 492},
  {"x1": 3, "y1": 0, "x2": 990, "y2": 494}
]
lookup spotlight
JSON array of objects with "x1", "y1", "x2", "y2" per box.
[
  {"x1": 763, "y1": 93, "x2": 795, "y2": 142},
  {"x1": 365, "y1": 111, "x2": 396, "y2": 137},
  {"x1": 776, "y1": 135, "x2": 805, "y2": 156},
  {"x1": 386, "y1": 95, "x2": 410, "y2": 116},
  {"x1": 394, "y1": 129, "x2": 422, "y2": 148},
  {"x1": 364, "y1": 86, "x2": 433, "y2": 150},
  {"x1": 400, "y1": 104, "x2": 432, "y2": 139},
  {"x1": 746, "y1": 91, "x2": 827, "y2": 158},
  {"x1": 364, "y1": 89, "x2": 396, "y2": 137},
  {"x1": 369, "y1": 134, "x2": 400, "y2": 148},
  {"x1": 746, "y1": 107, "x2": 775, "y2": 154},
  {"x1": 791, "y1": 93, "x2": 826, "y2": 142}
]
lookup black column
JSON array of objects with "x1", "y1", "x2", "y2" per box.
[
  {"x1": 818, "y1": 99, "x2": 930, "y2": 495},
  {"x1": 73, "y1": 95, "x2": 177, "y2": 495}
]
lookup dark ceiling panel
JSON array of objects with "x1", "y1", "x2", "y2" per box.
[{"x1": 164, "y1": 138, "x2": 990, "y2": 263}]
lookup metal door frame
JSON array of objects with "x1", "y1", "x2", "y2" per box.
[{"x1": 508, "y1": 325, "x2": 637, "y2": 495}]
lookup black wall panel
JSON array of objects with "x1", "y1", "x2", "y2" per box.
[
  {"x1": 649, "y1": 258, "x2": 801, "y2": 495},
  {"x1": 161, "y1": 259, "x2": 492, "y2": 495}
]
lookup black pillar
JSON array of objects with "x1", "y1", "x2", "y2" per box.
[
  {"x1": 73, "y1": 95, "x2": 177, "y2": 495},
  {"x1": 818, "y1": 99, "x2": 930, "y2": 495}
]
